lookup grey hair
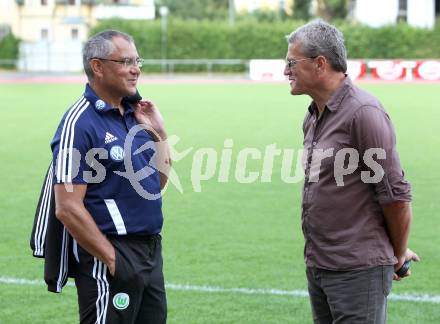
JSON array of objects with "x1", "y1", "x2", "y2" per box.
[
  {"x1": 83, "y1": 30, "x2": 135, "y2": 81},
  {"x1": 287, "y1": 19, "x2": 347, "y2": 73}
]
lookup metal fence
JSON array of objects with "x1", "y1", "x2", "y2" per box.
[
  {"x1": 141, "y1": 59, "x2": 249, "y2": 75},
  {"x1": 0, "y1": 56, "x2": 249, "y2": 75}
]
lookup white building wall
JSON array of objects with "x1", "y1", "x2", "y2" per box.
[
  {"x1": 407, "y1": 0, "x2": 435, "y2": 29},
  {"x1": 353, "y1": 0, "x2": 399, "y2": 27},
  {"x1": 234, "y1": 0, "x2": 293, "y2": 13},
  {"x1": 18, "y1": 41, "x2": 83, "y2": 72},
  {"x1": 7, "y1": 0, "x2": 156, "y2": 72},
  {"x1": 353, "y1": 0, "x2": 435, "y2": 29}
]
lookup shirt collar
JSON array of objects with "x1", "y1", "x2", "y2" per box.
[
  {"x1": 121, "y1": 97, "x2": 135, "y2": 114},
  {"x1": 84, "y1": 83, "x2": 135, "y2": 114},
  {"x1": 308, "y1": 75, "x2": 352, "y2": 115},
  {"x1": 326, "y1": 75, "x2": 351, "y2": 112}
]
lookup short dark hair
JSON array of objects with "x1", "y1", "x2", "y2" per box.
[
  {"x1": 287, "y1": 19, "x2": 347, "y2": 73},
  {"x1": 83, "y1": 30, "x2": 135, "y2": 80}
]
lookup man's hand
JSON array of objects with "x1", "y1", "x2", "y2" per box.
[
  {"x1": 108, "y1": 250, "x2": 116, "y2": 276},
  {"x1": 393, "y1": 248, "x2": 420, "y2": 281},
  {"x1": 133, "y1": 100, "x2": 171, "y2": 189},
  {"x1": 382, "y1": 201, "x2": 418, "y2": 281},
  {"x1": 134, "y1": 100, "x2": 166, "y2": 140}
]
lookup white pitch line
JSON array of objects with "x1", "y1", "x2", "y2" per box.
[
  {"x1": 1, "y1": 276, "x2": 439, "y2": 304},
  {"x1": 166, "y1": 283, "x2": 309, "y2": 298}
]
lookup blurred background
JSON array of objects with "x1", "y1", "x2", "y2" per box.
[{"x1": 0, "y1": 0, "x2": 439, "y2": 79}]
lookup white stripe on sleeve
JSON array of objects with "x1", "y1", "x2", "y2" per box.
[
  {"x1": 56, "y1": 97, "x2": 85, "y2": 182},
  {"x1": 65, "y1": 102, "x2": 89, "y2": 183}
]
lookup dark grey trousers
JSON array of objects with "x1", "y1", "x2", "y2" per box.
[{"x1": 306, "y1": 266, "x2": 394, "y2": 324}]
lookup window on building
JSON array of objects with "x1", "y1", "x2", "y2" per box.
[
  {"x1": 436, "y1": 0, "x2": 440, "y2": 16},
  {"x1": 71, "y1": 28, "x2": 79, "y2": 40},
  {"x1": 68, "y1": 0, "x2": 76, "y2": 5},
  {"x1": 41, "y1": 28, "x2": 49, "y2": 40},
  {"x1": 41, "y1": 0, "x2": 47, "y2": 5}
]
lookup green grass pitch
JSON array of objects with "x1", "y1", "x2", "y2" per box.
[{"x1": 0, "y1": 82, "x2": 439, "y2": 323}]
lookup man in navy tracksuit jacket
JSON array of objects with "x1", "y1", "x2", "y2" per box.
[{"x1": 31, "y1": 30, "x2": 171, "y2": 324}]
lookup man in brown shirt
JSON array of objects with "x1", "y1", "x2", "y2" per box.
[{"x1": 284, "y1": 20, "x2": 420, "y2": 323}]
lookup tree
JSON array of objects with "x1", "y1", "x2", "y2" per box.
[
  {"x1": 316, "y1": 0, "x2": 348, "y2": 21},
  {"x1": 156, "y1": 0, "x2": 229, "y2": 20},
  {"x1": 293, "y1": 0, "x2": 311, "y2": 20},
  {"x1": 0, "y1": 32, "x2": 20, "y2": 69}
]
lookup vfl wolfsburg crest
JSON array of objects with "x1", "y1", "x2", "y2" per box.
[
  {"x1": 95, "y1": 99, "x2": 106, "y2": 110},
  {"x1": 110, "y1": 145, "x2": 125, "y2": 161},
  {"x1": 113, "y1": 292, "x2": 130, "y2": 310}
]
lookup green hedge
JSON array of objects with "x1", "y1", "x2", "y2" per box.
[
  {"x1": 90, "y1": 19, "x2": 440, "y2": 72},
  {"x1": 0, "y1": 33, "x2": 20, "y2": 69},
  {"x1": 91, "y1": 18, "x2": 299, "y2": 59},
  {"x1": 338, "y1": 22, "x2": 440, "y2": 59},
  {"x1": 90, "y1": 19, "x2": 302, "y2": 72}
]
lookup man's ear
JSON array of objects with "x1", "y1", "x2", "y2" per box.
[
  {"x1": 315, "y1": 56, "x2": 327, "y2": 74},
  {"x1": 90, "y1": 59, "x2": 104, "y2": 79}
]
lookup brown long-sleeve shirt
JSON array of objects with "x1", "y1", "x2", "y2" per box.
[{"x1": 302, "y1": 77, "x2": 411, "y2": 270}]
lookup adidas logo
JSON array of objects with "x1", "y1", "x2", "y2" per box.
[{"x1": 105, "y1": 132, "x2": 118, "y2": 144}]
